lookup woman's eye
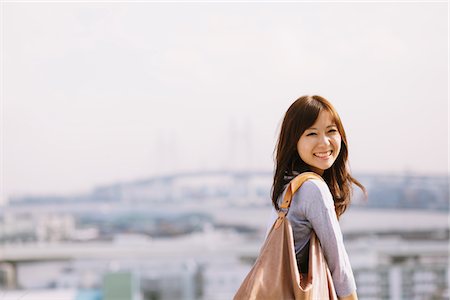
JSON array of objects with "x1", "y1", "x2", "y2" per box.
[{"x1": 307, "y1": 129, "x2": 337, "y2": 136}]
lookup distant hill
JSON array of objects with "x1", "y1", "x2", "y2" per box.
[{"x1": 7, "y1": 170, "x2": 449, "y2": 211}]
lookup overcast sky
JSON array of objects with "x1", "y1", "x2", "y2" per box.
[{"x1": 2, "y1": 2, "x2": 448, "y2": 203}]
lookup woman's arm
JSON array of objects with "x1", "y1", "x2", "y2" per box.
[{"x1": 292, "y1": 179, "x2": 358, "y2": 298}]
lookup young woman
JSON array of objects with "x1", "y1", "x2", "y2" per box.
[{"x1": 270, "y1": 95, "x2": 367, "y2": 300}]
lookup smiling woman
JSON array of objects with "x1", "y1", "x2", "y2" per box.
[{"x1": 270, "y1": 95, "x2": 368, "y2": 299}]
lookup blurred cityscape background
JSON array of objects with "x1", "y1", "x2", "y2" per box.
[
  {"x1": 0, "y1": 171, "x2": 449, "y2": 300},
  {"x1": 1, "y1": 1, "x2": 448, "y2": 300}
]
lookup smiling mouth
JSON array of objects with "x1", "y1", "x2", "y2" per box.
[{"x1": 314, "y1": 150, "x2": 332, "y2": 158}]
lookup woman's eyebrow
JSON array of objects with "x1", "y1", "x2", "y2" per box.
[{"x1": 308, "y1": 124, "x2": 337, "y2": 130}]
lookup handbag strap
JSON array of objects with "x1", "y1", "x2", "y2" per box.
[{"x1": 277, "y1": 171, "x2": 324, "y2": 219}]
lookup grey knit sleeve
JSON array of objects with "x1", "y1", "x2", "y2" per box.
[{"x1": 289, "y1": 179, "x2": 357, "y2": 297}]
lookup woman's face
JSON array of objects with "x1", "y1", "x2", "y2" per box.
[{"x1": 297, "y1": 110, "x2": 342, "y2": 176}]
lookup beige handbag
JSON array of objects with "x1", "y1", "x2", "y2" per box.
[{"x1": 233, "y1": 172, "x2": 338, "y2": 300}]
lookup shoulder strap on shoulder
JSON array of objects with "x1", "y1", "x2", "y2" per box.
[{"x1": 279, "y1": 172, "x2": 324, "y2": 210}]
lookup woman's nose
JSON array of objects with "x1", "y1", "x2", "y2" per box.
[{"x1": 318, "y1": 134, "x2": 331, "y2": 145}]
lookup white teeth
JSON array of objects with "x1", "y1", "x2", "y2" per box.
[{"x1": 315, "y1": 151, "x2": 332, "y2": 157}]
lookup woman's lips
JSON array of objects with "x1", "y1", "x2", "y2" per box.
[{"x1": 314, "y1": 150, "x2": 332, "y2": 160}]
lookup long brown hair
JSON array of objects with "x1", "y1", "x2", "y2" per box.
[{"x1": 271, "y1": 95, "x2": 367, "y2": 218}]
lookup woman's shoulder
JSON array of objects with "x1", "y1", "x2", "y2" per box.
[
  {"x1": 298, "y1": 178, "x2": 329, "y2": 193},
  {"x1": 295, "y1": 178, "x2": 334, "y2": 209},
  {"x1": 282, "y1": 176, "x2": 329, "y2": 196}
]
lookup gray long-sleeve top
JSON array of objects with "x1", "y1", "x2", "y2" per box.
[{"x1": 266, "y1": 178, "x2": 357, "y2": 297}]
